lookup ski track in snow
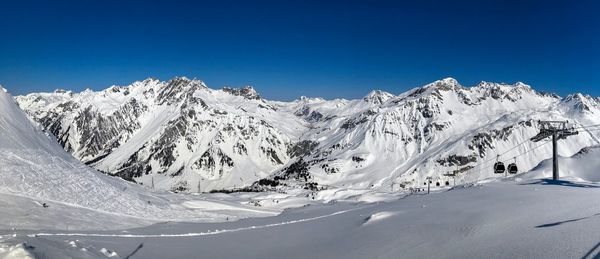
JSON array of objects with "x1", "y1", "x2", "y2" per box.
[{"x1": 32, "y1": 207, "x2": 362, "y2": 238}]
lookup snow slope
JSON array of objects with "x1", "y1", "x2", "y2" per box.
[
  {"x1": 0, "y1": 86, "x2": 278, "y2": 224},
  {"x1": 519, "y1": 145, "x2": 600, "y2": 182},
  {"x1": 3, "y1": 178, "x2": 600, "y2": 259},
  {"x1": 0, "y1": 87, "x2": 59, "y2": 152}
]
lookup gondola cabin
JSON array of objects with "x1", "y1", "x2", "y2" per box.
[
  {"x1": 494, "y1": 162, "x2": 505, "y2": 174},
  {"x1": 507, "y1": 163, "x2": 518, "y2": 174}
]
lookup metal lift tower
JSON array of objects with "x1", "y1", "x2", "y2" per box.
[{"x1": 530, "y1": 121, "x2": 578, "y2": 180}]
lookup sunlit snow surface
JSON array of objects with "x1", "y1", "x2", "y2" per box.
[
  {"x1": 3, "y1": 148, "x2": 600, "y2": 258},
  {"x1": 3, "y1": 178, "x2": 600, "y2": 259},
  {"x1": 4, "y1": 84, "x2": 600, "y2": 258}
]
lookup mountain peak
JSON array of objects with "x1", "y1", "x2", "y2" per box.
[
  {"x1": 222, "y1": 86, "x2": 261, "y2": 100},
  {"x1": 425, "y1": 77, "x2": 461, "y2": 90},
  {"x1": 0, "y1": 85, "x2": 8, "y2": 98},
  {"x1": 514, "y1": 81, "x2": 530, "y2": 88},
  {"x1": 137, "y1": 77, "x2": 160, "y2": 86},
  {"x1": 81, "y1": 88, "x2": 94, "y2": 94},
  {"x1": 439, "y1": 77, "x2": 459, "y2": 85},
  {"x1": 298, "y1": 96, "x2": 326, "y2": 103},
  {"x1": 53, "y1": 89, "x2": 72, "y2": 94},
  {"x1": 167, "y1": 76, "x2": 207, "y2": 88},
  {"x1": 475, "y1": 81, "x2": 502, "y2": 88},
  {"x1": 363, "y1": 90, "x2": 394, "y2": 104},
  {"x1": 475, "y1": 81, "x2": 532, "y2": 90},
  {"x1": 564, "y1": 93, "x2": 596, "y2": 104},
  {"x1": 562, "y1": 93, "x2": 598, "y2": 112}
]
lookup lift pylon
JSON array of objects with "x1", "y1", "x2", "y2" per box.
[{"x1": 530, "y1": 121, "x2": 578, "y2": 180}]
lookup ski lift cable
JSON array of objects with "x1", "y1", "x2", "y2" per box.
[
  {"x1": 470, "y1": 126, "x2": 600, "y2": 176},
  {"x1": 579, "y1": 127, "x2": 600, "y2": 145},
  {"x1": 465, "y1": 134, "x2": 540, "y2": 172},
  {"x1": 581, "y1": 127, "x2": 600, "y2": 134},
  {"x1": 461, "y1": 136, "x2": 536, "y2": 174},
  {"x1": 575, "y1": 123, "x2": 600, "y2": 128},
  {"x1": 471, "y1": 122, "x2": 600, "y2": 170},
  {"x1": 501, "y1": 139, "x2": 552, "y2": 163},
  {"x1": 575, "y1": 127, "x2": 600, "y2": 134},
  {"x1": 496, "y1": 137, "x2": 535, "y2": 158},
  {"x1": 462, "y1": 138, "x2": 552, "y2": 176},
  {"x1": 572, "y1": 124, "x2": 600, "y2": 130},
  {"x1": 459, "y1": 139, "x2": 552, "y2": 185},
  {"x1": 455, "y1": 122, "x2": 600, "y2": 185}
]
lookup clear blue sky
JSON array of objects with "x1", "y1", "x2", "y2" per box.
[{"x1": 0, "y1": 0, "x2": 598, "y2": 100}]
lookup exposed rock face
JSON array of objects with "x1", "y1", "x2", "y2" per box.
[
  {"x1": 17, "y1": 77, "x2": 292, "y2": 192},
  {"x1": 222, "y1": 86, "x2": 261, "y2": 100},
  {"x1": 16, "y1": 77, "x2": 600, "y2": 192},
  {"x1": 364, "y1": 90, "x2": 394, "y2": 105}
]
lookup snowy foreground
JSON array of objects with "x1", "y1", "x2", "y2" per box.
[{"x1": 2, "y1": 178, "x2": 600, "y2": 259}]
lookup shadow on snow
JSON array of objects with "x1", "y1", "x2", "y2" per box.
[
  {"x1": 581, "y1": 241, "x2": 600, "y2": 259},
  {"x1": 520, "y1": 179, "x2": 600, "y2": 189},
  {"x1": 536, "y1": 213, "x2": 600, "y2": 228}
]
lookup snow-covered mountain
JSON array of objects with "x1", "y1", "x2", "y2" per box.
[
  {"x1": 16, "y1": 77, "x2": 600, "y2": 193},
  {"x1": 0, "y1": 85, "x2": 167, "y2": 217},
  {"x1": 0, "y1": 85, "x2": 273, "y2": 222},
  {"x1": 17, "y1": 78, "x2": 297, "y2": 193}
]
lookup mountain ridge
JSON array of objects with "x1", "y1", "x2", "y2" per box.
[
  {"x1": 14, "y1": 77, "x2": 600, "y2": 193},
  {"x1": 0, "y1": 84, "x2": 264, "y2": 221}
]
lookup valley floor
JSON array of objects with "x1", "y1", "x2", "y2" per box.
[{"x1": 2, "y1": 178, "x2": 600, "y2": 259}]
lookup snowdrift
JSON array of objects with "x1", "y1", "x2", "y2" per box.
[{"x1": 519, "y1": 145, "x2": 600, "y2": 182}]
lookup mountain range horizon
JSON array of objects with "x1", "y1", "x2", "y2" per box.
[
  {"x1": 5, "y1": 76, "x2": 598, "y2": 102},
  {"x1": 14, "y1": 75, "x2": 600, "y2": 193}
]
